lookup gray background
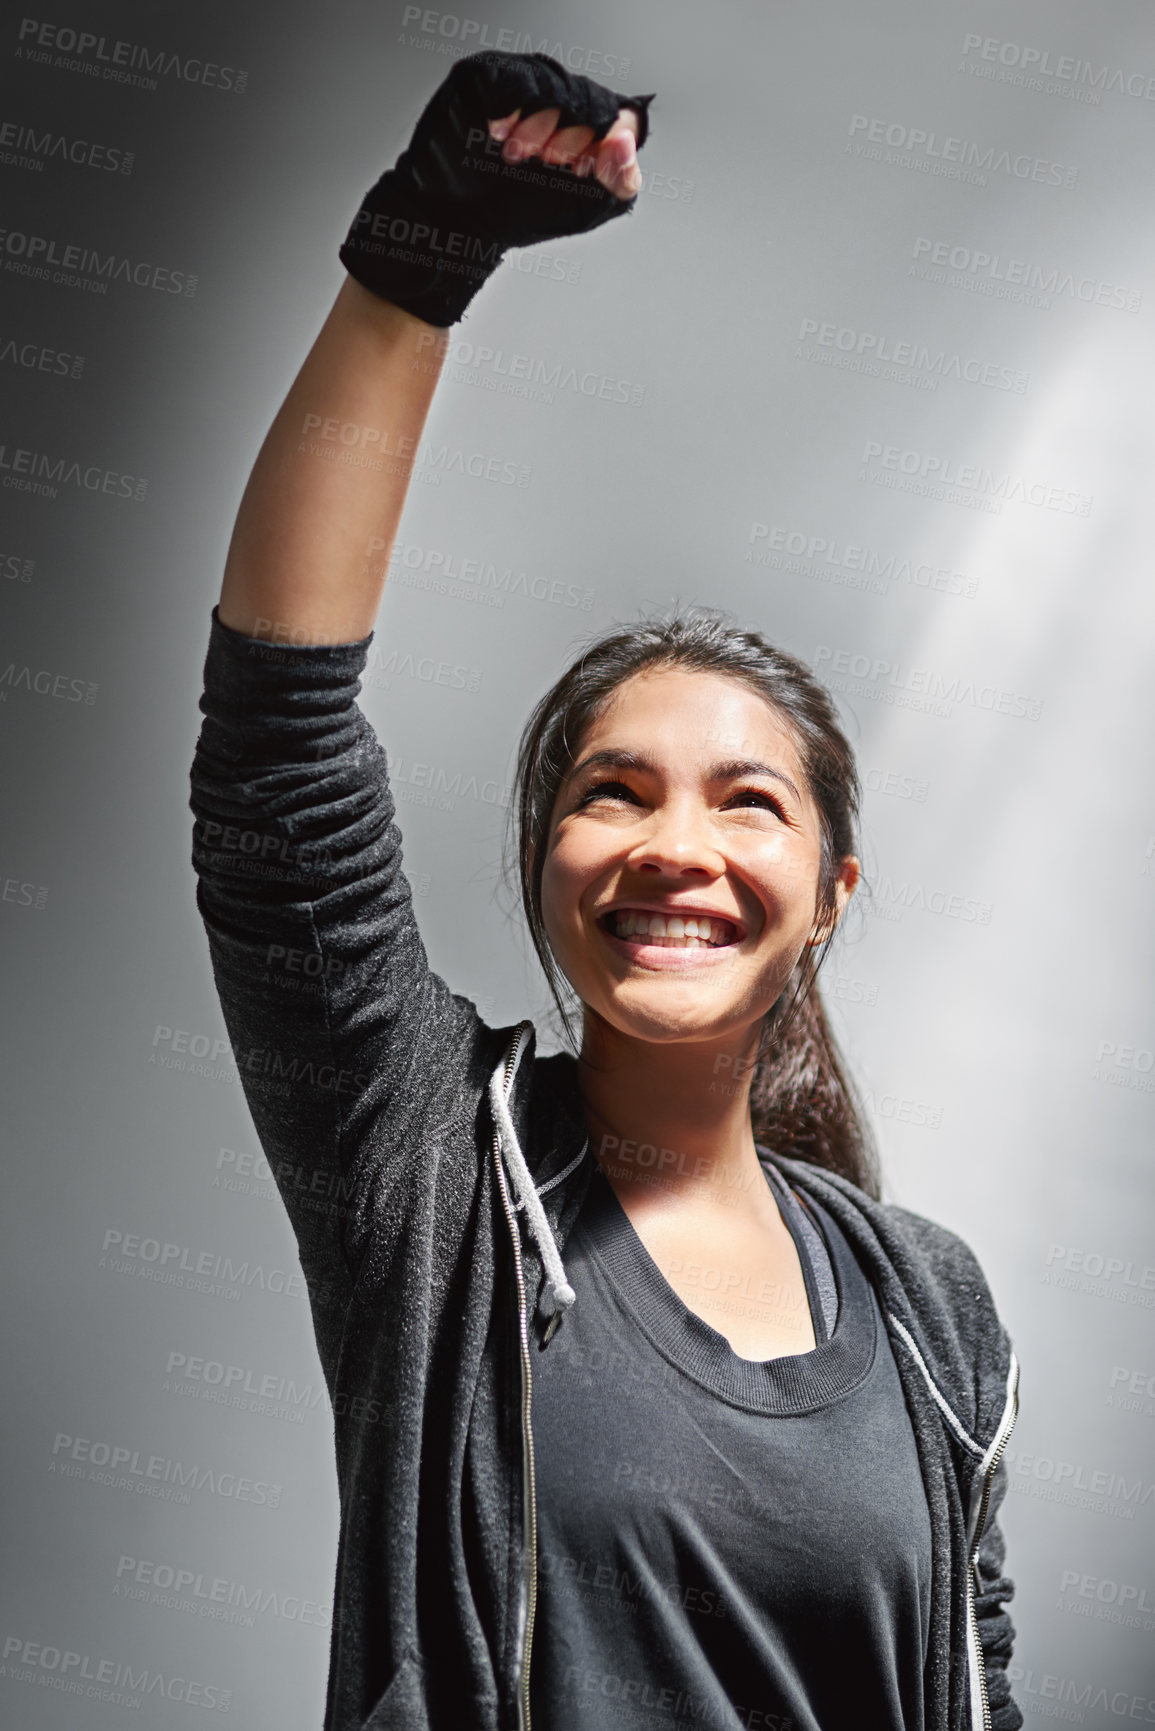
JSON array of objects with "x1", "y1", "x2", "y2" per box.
[{"x1": 2, "y1": 0, "x2": 1153, "y2": 1722}]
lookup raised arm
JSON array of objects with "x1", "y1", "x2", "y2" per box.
[
  {"x1": 217, "y1": 283, "x2": 445, "y2": 646},
  {"x1": 218, "y1": 54, "x2": 650, "y2": 647},
  {"x1": 191, "y1": 53, "x2": 654, "y2": 1356}
]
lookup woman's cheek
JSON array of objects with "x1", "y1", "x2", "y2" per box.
[
  {"x1": 540, "y1": 845, "x2": 585, "y2": 954},
  {"x1": 751, "y1": 836, "x2": 817, "y2": 900}
]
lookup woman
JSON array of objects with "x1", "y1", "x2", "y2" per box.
[{"x1": 189, "y1": 52, "x2": 1021, "y2": 1731}]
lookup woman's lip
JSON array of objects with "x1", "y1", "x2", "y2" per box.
[{"x1": 596, "y1": 922, "x2": 741, "y2": 969}]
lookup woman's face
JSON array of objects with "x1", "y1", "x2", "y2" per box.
[{"x1": 540, "y1": 667, "x2": 858, "y2": 1050}]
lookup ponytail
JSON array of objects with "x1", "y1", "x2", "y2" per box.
[{"x1": 750, "y1": 959, "x2": 878, "y2": 1196}]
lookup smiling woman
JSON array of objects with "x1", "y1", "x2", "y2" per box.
[
  {"x1": 189, "y1": 47, "x2": 1021, "y2": 1731},
  {"x1": 513, "y1": 619, "x2": 871, "y2": 1207},
  {"x1": 511, "y1": 622, "x2": 872, "y2": 1369}
]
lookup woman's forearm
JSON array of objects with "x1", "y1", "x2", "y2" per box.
[{"x1": 217, "y1": 276, "x2": 445, "y2": 645}]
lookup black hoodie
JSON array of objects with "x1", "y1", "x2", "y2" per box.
[{"x1": 189, "y1": 606, "x2": 1022, "y2": 1731}]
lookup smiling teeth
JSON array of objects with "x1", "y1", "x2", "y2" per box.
[{"x1": 610, "y1": 911, "x2": 733, "y2": 947}]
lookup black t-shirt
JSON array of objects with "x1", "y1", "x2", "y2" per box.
[{"x1": 529, "y1": 1156, "x2": 932, "y2": 1731}]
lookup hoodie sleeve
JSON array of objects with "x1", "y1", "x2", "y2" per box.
[
  {"x1": 974, "y1": 1458, "x2": 1022, "y2": 1731},
  {"x1": 188, "y1": 606, "x2": 490, "y2": 1361}
]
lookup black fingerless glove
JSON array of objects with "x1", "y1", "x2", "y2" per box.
[{"x1": 339, "y1": 51, "x2": 655, "y2": 327}]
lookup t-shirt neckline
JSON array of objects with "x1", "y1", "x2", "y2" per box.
[{"x1": 574, "y1": 1157, "x2": 877, "y2": 1415}]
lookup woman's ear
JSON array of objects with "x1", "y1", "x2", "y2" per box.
[
  {"x1": 807, "y1": 855, "x2": 860, "y2": 946},
  {"x1": 835, "y1": 854, "x2": 861, "y2": 912}
]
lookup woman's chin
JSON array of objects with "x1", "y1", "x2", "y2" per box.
[{"x1": 584, "y1": 988, "x2": 753, "y2": 1049}]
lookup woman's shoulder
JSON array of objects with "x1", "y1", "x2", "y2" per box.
[
  {"x1": 779, "y1": 1156, "x2": 986, "y2": 1261},
  {"x1": 877, "y1": 1196, "x2": 996, "y2": 1291},
  {"x1": 776, "y1": 1156, "x2": 991, "y2": 1277},
  {"x1": 774, "y1": 1157, "x2": 1015, "y2": 1434}
]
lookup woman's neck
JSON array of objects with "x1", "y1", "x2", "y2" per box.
[{"x1": 576, "y1": 1011, "x2": 766, "y2": 1215}]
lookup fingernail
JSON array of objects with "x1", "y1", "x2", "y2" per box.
[{"x1": 489, "y1": 118, "x2": 511, "y2": 140}]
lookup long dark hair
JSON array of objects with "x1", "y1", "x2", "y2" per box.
[{"x1": 507, "y1": 608, "x2": 879, "y2": 1199}]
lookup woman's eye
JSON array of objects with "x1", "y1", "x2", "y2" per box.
[
  {"x1": 578, "y1": 779, "x2": 637, "y2": 806},
  {"x1": 727, "y1": 789, "x2": 786, "y2": 817},
  {"x1": 574, "y1": 782, "x2": 787, "y2": 817}
]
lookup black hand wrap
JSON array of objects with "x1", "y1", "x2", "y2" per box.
[{"x1": 338, "y1": 51, "x2": 655, "y2": 327}]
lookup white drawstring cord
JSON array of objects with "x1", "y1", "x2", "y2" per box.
[{"x1": 488, "y1": 1032, "x2": 576, "y2": 1318}]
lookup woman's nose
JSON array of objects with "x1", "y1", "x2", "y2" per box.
[{"x1": 627, "y1": 801, "x2": 726, "y2": 877}]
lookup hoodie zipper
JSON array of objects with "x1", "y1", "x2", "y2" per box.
[
  {"x1": 963, "y1": 1355, "x2": 1020, "y2": 1731},
  {"x1": 490, "y1": 1030, "x2": 538, "y2": 1731},
  {"x1": 886, "y1": 1312, "x2": 1020, "y2": 1731}
]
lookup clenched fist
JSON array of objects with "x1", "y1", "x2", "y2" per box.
[
  {"x1": 339, "y1": 51, "x2": 655, "y2": 327},
  {"x1": 486, "y1": 101, "x2": 643, "y2": 200}
]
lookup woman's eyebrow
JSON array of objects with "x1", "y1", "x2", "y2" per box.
[
  {"x1": 568, "y1": 748, "x2": 801, "y2": 803},
  {"x1": 711, "y1": 758, "x2": 802, "y2": 802}
]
